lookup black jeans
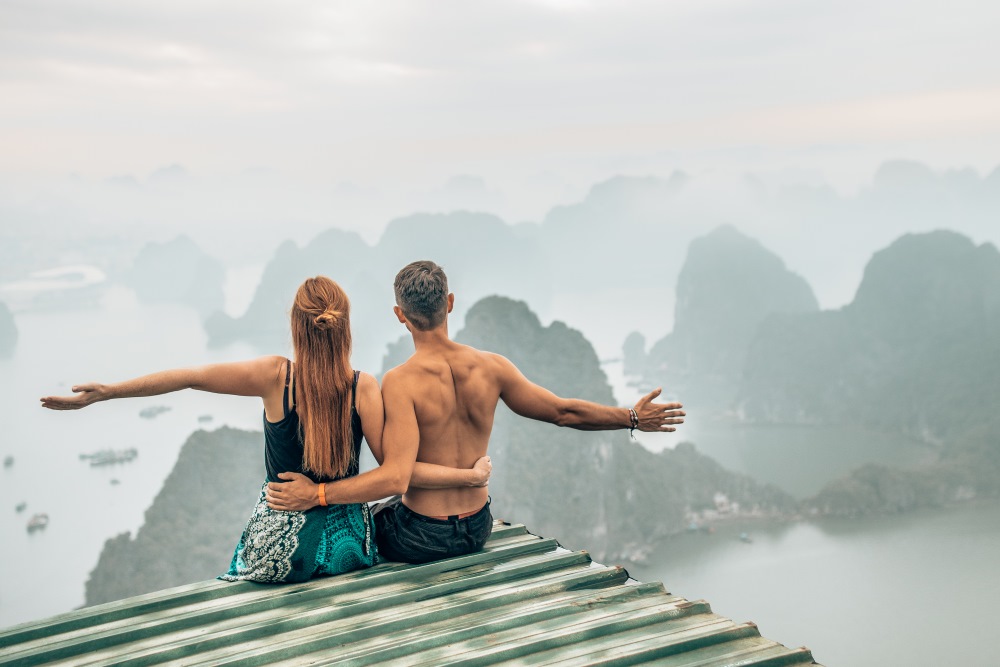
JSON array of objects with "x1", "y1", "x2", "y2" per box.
[{"x1": 371, "y1": 496, "x2": 493, "y2": 564}]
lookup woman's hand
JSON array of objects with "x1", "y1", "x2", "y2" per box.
[
  {"x1": 471, "y1": 455, "x2": 492, "y2": 487},
  {"x1": 266, "y1": 472, "x2": 320, "y2": 511},
  {"x1": 40, "y1": 383, "x2": 108, "y2": 410}
]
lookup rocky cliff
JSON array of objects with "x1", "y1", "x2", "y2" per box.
[
  {"x1": 642, "y1": 225, "x2": 818, "y2": 410},
  {"x1": 455, "y1": 296, "x2": 796, "y2": 560},
  {"x1": 85, "y1": 427, "x2": 263, "y2": 605},
  {"x1": 738, "y1": 231, "x2": 1000, "y2": 442}
]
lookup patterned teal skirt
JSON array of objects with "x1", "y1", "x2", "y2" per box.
[{"x1": 219, "y1": 483, "x2": 378, "y2": 583}]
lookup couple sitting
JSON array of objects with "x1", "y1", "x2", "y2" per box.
[{"x1": 41, "y1": 260, "x2": 685, "y2": 581}]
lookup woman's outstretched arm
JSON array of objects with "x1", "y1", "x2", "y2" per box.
[{"x1": 40, "y1": 356, "x2": 286, "y2": 410}]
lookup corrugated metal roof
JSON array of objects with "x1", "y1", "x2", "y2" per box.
[{"x1": 0, "y1": 522, "x2": 821, "y2": 666}]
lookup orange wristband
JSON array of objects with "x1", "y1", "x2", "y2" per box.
[{"x1": 318, "y1": 483, "x2": 328, "y2": 507}]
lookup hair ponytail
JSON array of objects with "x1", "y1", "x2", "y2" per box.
[
  {"x1": 313, "y1": 306, "x2": 343, "y2": 330},
  {"x1": 290, "y1": 277, "x2": 354, "y2": 479}
]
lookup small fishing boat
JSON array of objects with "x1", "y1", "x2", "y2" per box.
[
  {"x1": 79, "y1": 448, "x2": 138, "y2": 466},
  {"x1": 15, "y1": 501, "x2": 27, "y2": 512},
  {"x1": 138, "y1": 405, "x2": 171, "y2": 419},
  {"x1": 27, "y1": 513, "x2": 49, "y2": 532}
]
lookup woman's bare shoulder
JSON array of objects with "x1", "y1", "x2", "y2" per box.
[
  {"x1": 355, "y1": 371, "x2": 383, "y2": 404},
  {"x1": 257, "y1": 355, "x2": 290, "y2": 383},
  {"x1": 356, "y1": 370, "x2": 380, "y2": 389}
]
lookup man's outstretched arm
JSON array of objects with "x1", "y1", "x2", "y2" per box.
[{"x1": 494, "y1": 354, "x2": 684, "y2": 432}]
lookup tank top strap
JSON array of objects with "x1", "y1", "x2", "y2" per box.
[
  {"x1": 352, "y1": 370, "x2": 360, "y2": 410},
  {"x1": 282, "y1": 358, "x2": 292, "y2": 419},
  {"x1": 350, "y1": 370, "x2": 363, "y2": 472}
]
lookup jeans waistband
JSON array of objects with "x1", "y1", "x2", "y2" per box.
[{"x1": 402, "y1": 498, "x2": 491, "y2": 524}]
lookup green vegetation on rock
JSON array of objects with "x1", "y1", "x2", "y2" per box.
[
  {"x1": 85, "y1": 427, "x2": 263, "y2": 606},
  {"x1": 734, "y1": 230, "x2": 1000, "y2": 516},
  {"x1": 639, "y1": 225, "x2": 818, "y2": 411},
  {"x1": 454, "y1": 295, "x2": 797, "y2": 561},
  {"x1": 739, "y1": 231, "x2": 1000, "y2": 442}
]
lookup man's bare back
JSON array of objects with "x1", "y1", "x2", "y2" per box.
[{"x1": 387, "y1": 340, "x2": 503, "y2": 517}]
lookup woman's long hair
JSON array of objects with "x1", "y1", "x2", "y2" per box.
[{"x1": 290, "y1": 276, "x2": 354, "y2": 479}]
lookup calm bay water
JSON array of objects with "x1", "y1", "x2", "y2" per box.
[{"x1": 628, "y1": 501, "x2": 1000, "y2": 667}]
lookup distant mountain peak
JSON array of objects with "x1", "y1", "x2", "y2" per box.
[
  {"x1": 849, "y1": 230, "x2": 1000, "y2": 337},
  {"x1": 642, "y1": 225, "x2": 818, "y2": 408},
  {"x1": 871, "y1": 159, "x2": 936, "y2": 191}
]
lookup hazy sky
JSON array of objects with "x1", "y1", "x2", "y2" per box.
[{"x1": 3, "y1": 0, "x2": 999, "y2": 197}]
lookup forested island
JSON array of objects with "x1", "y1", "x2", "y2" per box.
[
  {"x1": 627, "y1": 228, "x2": 1000, "y2": 518},
  {"x1": 84, "y1": 225, "x2": 1000, "y2": 605}
]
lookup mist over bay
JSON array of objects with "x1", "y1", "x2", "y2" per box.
[
  {"x1": 4, "y1": 163, "x2": 1000, "y2": 667},
  {"x1": 3, "y1": 3, "x2": 1000, "y2": 665}
]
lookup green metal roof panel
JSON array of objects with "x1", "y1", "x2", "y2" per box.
[{"x1": 0, "y1": 522, "x2": 821, "y2": 666}]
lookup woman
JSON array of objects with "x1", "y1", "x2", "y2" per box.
[{"x1": 40, "y1": 276, "x2": 489, "y2": 583}]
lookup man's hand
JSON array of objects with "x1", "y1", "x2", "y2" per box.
[
  {"x1": 471, "y1": 455, "x2": 492, "y2": 487},
  {"x1": 633, "y1": 388, "x2": 685, "y2": 432},
  {"x1": 40, "y1": 383, "x2": 107, "y2": 410},
  {"x1": 266, "y1": 472, "x2": 320, "y2": 511}
]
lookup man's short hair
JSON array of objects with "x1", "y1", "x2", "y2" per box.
[{"x1": 394, "y1": 261, "x2": 449, "y2": 331}]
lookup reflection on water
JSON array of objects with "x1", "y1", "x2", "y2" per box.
[{"x1": 627, "y1": 500, "x2": 1000, "y2": 667}]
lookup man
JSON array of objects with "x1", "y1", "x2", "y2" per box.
[{"x1": 267, "y1": 261, "x2": 685, "y2": 563}]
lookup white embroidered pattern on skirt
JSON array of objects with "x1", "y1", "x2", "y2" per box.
[{"x1": 219, "y1": 487, "x2": 305, "y2": 582}]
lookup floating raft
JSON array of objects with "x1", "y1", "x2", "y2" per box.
[{"x1": 0, "y1": 522, "x2": 821, "y2": 666}]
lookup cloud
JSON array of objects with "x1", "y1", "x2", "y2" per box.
[{"x1": 0, "y1": 0, "x2": 998, "y2": 182}]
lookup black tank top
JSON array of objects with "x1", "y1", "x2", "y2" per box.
[{"x1": 262, "y1": 360, "x2": 363, "y2": 484}]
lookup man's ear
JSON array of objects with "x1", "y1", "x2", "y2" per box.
[
  {"x1": 447, "y1": 293, "x2": 455, "y2": 313},
  {"x1": 393, "y1": 305, "x2": 407, "y2": 324}
]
